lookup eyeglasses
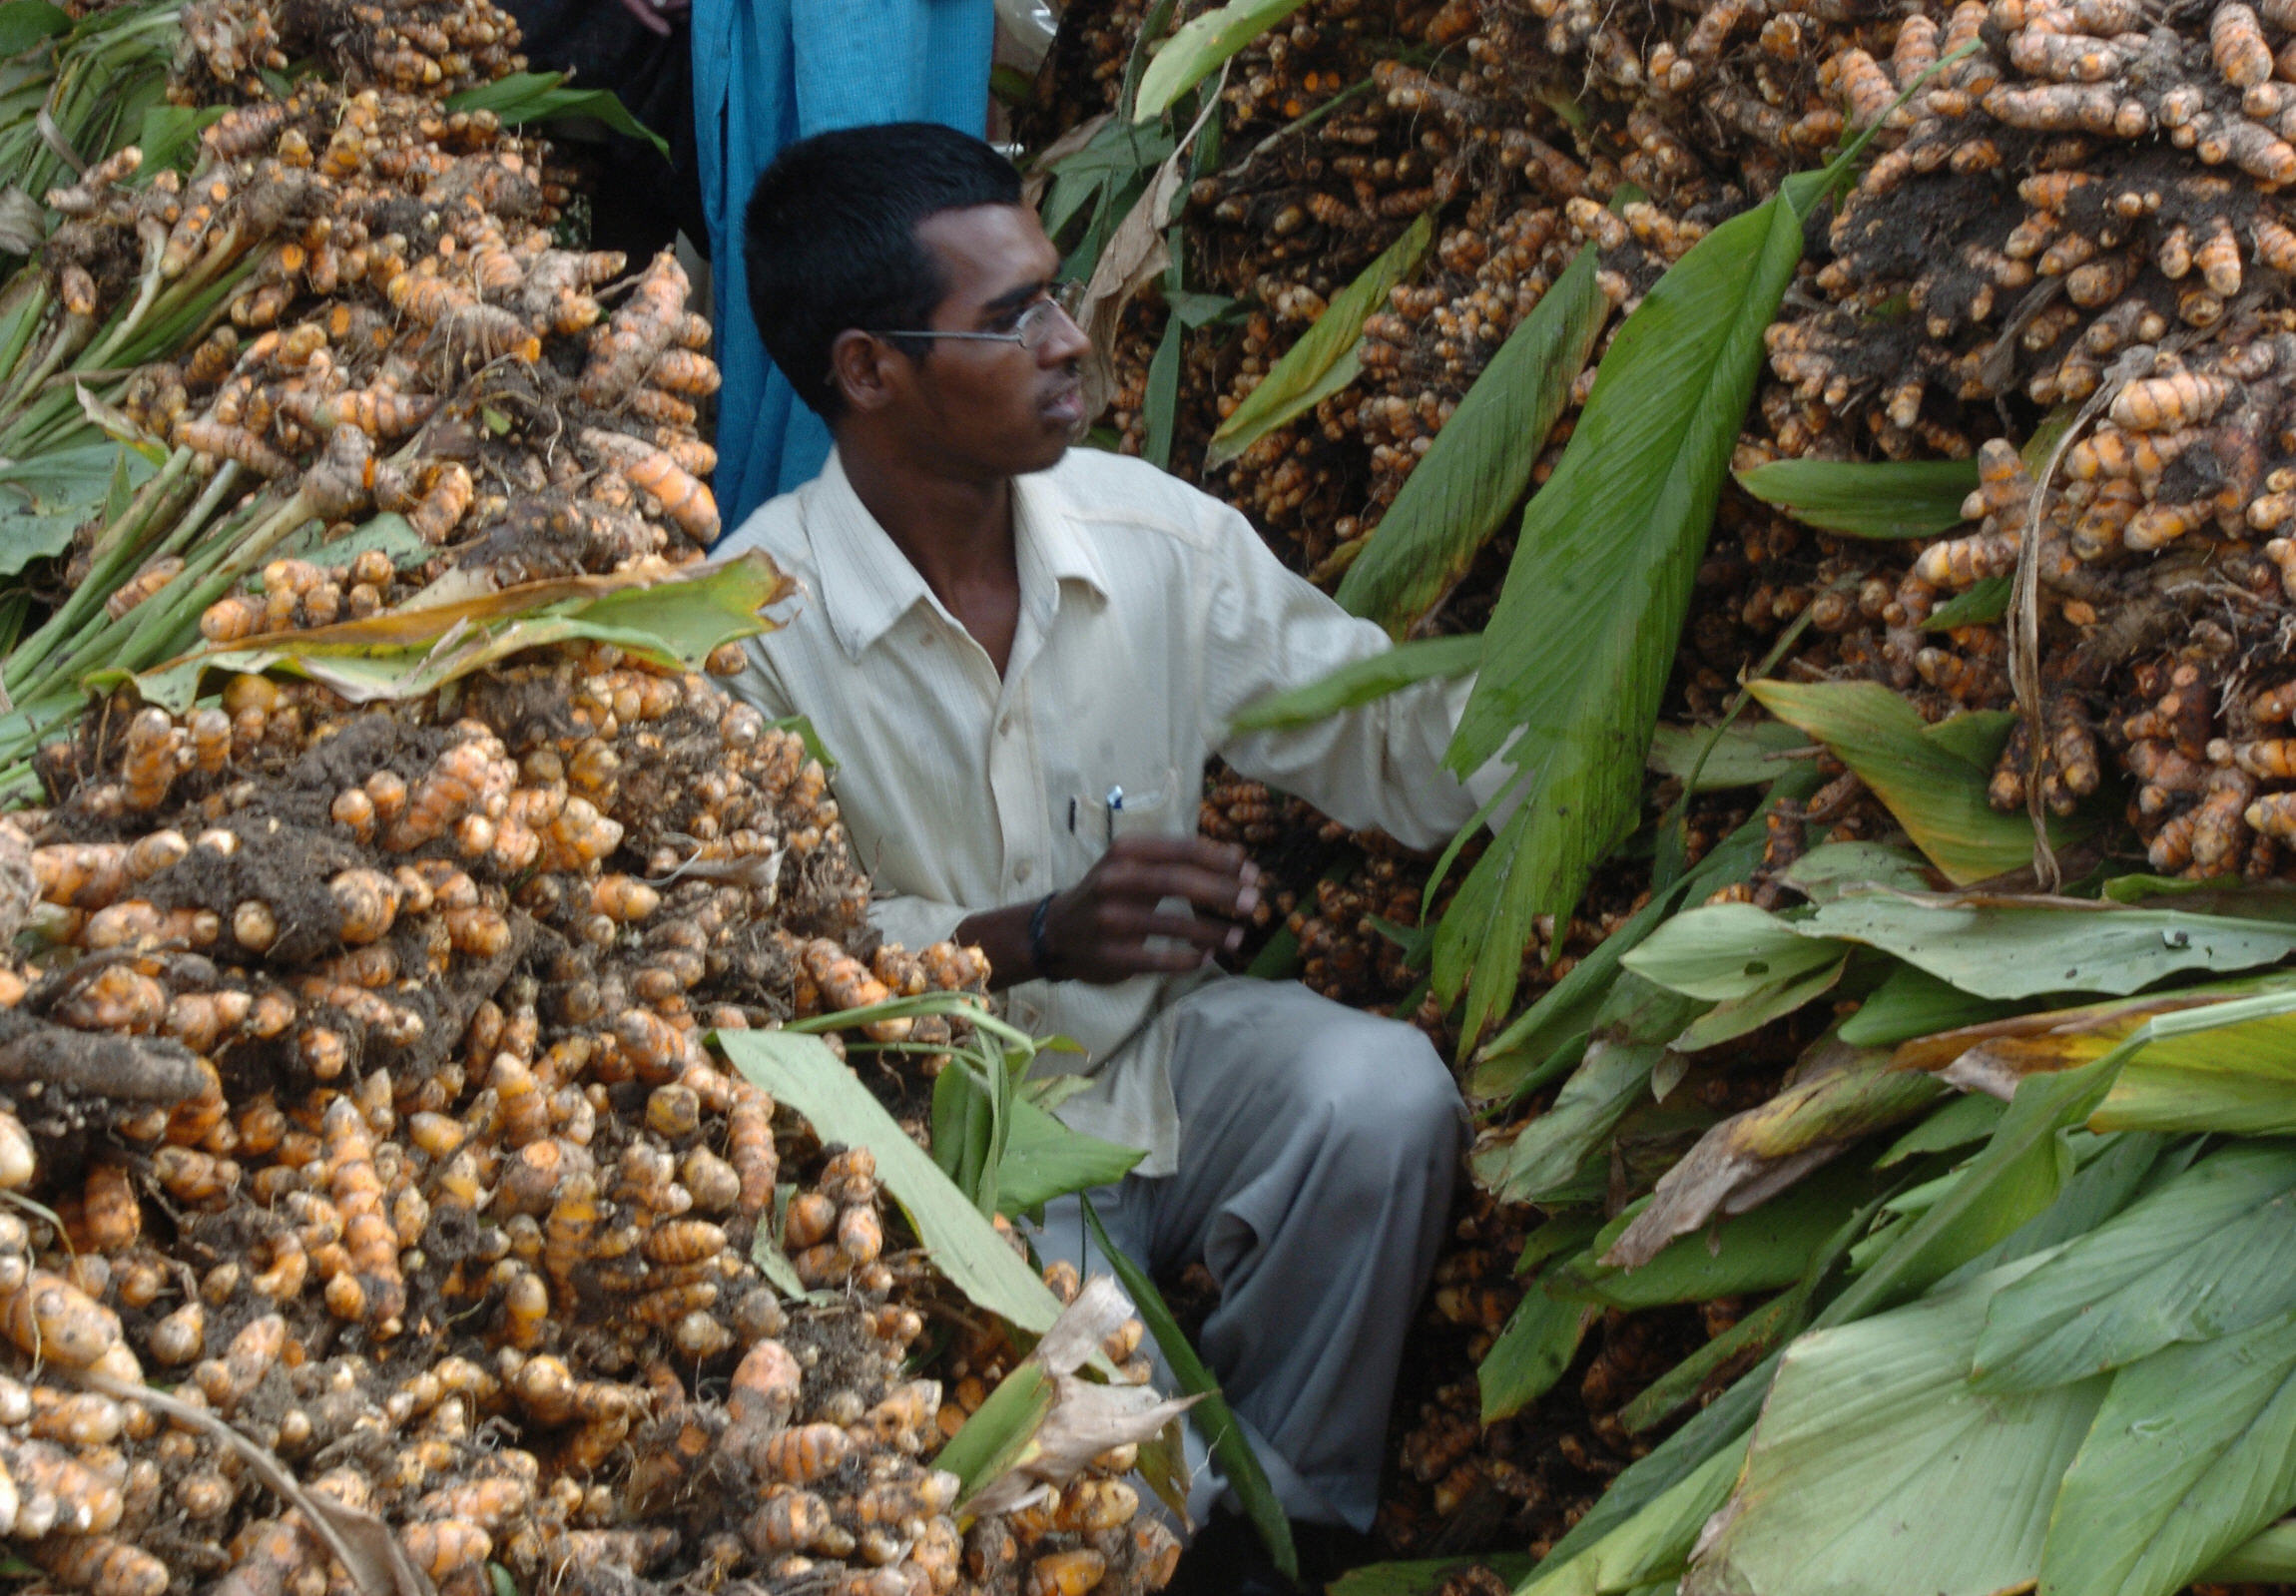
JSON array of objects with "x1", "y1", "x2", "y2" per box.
[{"x1": 871, "y1": 279, "x2": 1087, "y2": 351}]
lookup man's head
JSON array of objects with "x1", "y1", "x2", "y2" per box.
[{"x1": 745, "y1": 123, "x2": 1089, "y2": 478}]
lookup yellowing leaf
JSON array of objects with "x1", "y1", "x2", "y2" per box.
[
  {"x1": 1335, "y1": 245, "x2": 1608, "y2": 635},
  {"x1": 1602, "y1": 1042, "x2": 1939, "y2": 1269},
  {"x1": 1748, "y1": 679, "x2": 2087, "y2": 883},
  {"x1": 127, "y1": 553, "x2": 794, "y2": 713},
  {"x1": 1897, "y1": 980, "x2": 2296, "y2": 1135},
  {"x1": 1205, "y1": 214, "x2": 1432, "y2": 468},
  {"x1": 1733, "y1": 456, "x2": 1978, "y2": 540}
]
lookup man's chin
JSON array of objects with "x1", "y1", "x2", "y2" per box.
[{"x1": 1016, "y1": 433, "x2": 1075, "y2": 474}]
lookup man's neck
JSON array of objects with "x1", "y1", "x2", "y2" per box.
[
  {"x1": 841, "y1": 431, "x2": 1015, "y2": 596},
  {"x1": 839, "y1": 429, "x2": 1023, "y2": 674}
]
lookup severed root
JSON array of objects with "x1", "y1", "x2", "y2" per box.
[
  {"x1": 0, "y1": 1011, "x2": 208, "y2": 1104},
  {"x1": 0, "y1": 820, "x2": 32, "y2": 947}
]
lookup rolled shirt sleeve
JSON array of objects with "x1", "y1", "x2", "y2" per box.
[
  {"x1": 1198, "y1": 502, "x2": 1490, "y2": 851},
  {"x1": 863, "y1": 886, "x2": 972, "y2": 954}
]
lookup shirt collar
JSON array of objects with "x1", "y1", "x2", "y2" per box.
[
  {"x1": 803, "y1": 449, "x2": 932, "y2": 661},
  {"x1": 1013, "y1": 461, "x2": 1112, "y2": 613},
  {"x1": 806, "y1": 448, "x2": 1112, "y2": 662}
]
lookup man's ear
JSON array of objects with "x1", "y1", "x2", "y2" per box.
[{"x1": 830, "y1": 329, "x2": 905, "y2": 414}]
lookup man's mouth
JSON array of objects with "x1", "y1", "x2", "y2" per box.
[{"x1": 1044, "y1": 380, "x2": 1085, "y2": 425}]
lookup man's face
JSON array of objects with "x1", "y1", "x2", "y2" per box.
[{"x1": 884, "y1": 204, "x2": 1090, "y2": 479}]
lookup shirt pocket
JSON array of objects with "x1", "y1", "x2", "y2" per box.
[
  {"x1": 1083, "y1": 764, "x2": 1181, "y2": 846},
  {"x1": 1101, "y1": 765, "x2": 1195, "y2": 959}
]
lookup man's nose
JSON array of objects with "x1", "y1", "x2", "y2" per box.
[{"x1": 1040, "y1": 300, "x2": 1093, "y2": 364}]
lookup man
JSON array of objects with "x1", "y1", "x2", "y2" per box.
[{"x1": 717, "y1": 122, "x2": 1497, "y2": 1592}]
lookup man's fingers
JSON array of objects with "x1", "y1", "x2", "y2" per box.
[
  {"x1": 1098, "y1": 860, "x2": 1260, "y2": 917},
  {"x1": 1048, "y1": 837, "x2": 1266, "y2": 981},
  {"x1": 1106, "y1": 833, "x2": 1252, "y2": 871}
]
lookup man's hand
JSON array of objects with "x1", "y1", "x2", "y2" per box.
[
  {"x1": 1041, "y1": 836, "x2": 1261, "y2": 982},
  {"x1": 956, "y1": 837, "x2": 1261, "y2": 989}
]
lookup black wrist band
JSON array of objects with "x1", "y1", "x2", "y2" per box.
[{"x1": 1025, "y1": 892, "x2": 1058, "y2": 980}]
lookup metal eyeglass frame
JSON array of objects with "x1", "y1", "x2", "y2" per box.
[{"x1": 870, "y1": 280, "x2": 1088, "y2": 350}]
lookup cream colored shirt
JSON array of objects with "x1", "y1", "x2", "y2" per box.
[{"x1": 717, "y1": 446, "x2": 1485, "y2": 1175}]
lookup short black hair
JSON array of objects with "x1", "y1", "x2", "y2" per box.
[{"x1": 744, "y1": 123, "x2": 1024, "y2": 419}]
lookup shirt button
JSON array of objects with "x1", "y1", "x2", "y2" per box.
[
  {"x1": 997, "y1": 715, "x2": 1015, "y2": 738},
  {"x1": 1014, "y1": 859, "x2": 1033, "y2": 884}
]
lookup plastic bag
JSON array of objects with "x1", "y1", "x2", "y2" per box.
[{"x1": 994, "y1": 0, "x2": 1056, "y2": 71}]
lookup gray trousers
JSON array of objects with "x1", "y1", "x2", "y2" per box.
[{"x1": 1031, "y1": 977, "x2": 1465, "y2": 1534}]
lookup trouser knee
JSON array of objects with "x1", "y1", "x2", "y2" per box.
[{"x1": 1319, "y1": 1022, "x2": 1464, "y2": 1175}]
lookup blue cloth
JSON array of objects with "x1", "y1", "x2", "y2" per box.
[{"x1": 692, "y1": 0, "x2": 995, "y2": 525}]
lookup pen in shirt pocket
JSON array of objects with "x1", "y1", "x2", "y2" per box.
[{"x1": 1071, "y1": 779, "x2": 1169, "y2": 846}]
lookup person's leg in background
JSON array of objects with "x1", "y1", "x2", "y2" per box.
[{"x1": 500, "y1": 0, "x2": 707, "y2": 265}]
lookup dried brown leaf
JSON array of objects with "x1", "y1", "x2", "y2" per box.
[
  {"x1": 965, "y1": 1374, "x2": 1200, "y2": 1516},
  {"x1": 961, "y1": 1275, "x2": 1201, "y2": 1517},
  {"x1": 1032, "y1": 1276, "x2": 1135, "y2": 1374},
  {"x1": 1076, "y1": 81, "x2": 1221, "y2": 418},
  {"x1": 1603, "y1": 1042, "x2": 1939, "y2": 1269},
  {"x1": 1021, "y1": 114, "x2": 1114, "y2": 211}
]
